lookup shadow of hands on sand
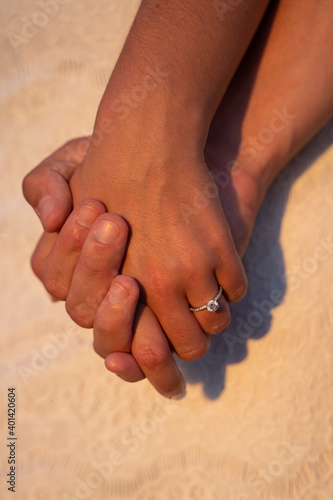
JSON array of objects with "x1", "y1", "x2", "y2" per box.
[{"x1": 176, "y1": 120, "x2": 333, "y2": 400}]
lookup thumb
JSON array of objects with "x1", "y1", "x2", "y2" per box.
[
  {"x1": 23, "y1": 137, "x2": 91, "y2": 232},
  {"x1": 23, "y1": 161, "x2": 75, "y2": 233}
]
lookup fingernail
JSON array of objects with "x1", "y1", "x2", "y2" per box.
[
  {"x1": 95, "y1": 220, "x2": 119, "y2": 245},
  {"x1": 108, "y1": 281, "x2": 130, "y2": 305},
  {"x1": 169, "y1": 388, "x2": 187, "y2": 400},
  {"x1": 77, "y1": 204, "x2": 100, "y2": 228},
  {"x1": 36, "y1": 196, "x2": 54, "y2": 222}
]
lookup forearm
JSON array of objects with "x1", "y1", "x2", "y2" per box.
[
  {"x1": 209, "y1": 0, "x2": 333, "y2": 197},
  {"x1": 96, "y1": 0, "x2": 270, "y2": 147}
]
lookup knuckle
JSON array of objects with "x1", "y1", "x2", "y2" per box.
[
  {"x1": 133, "y1": 343, "x2": 169, "y2": 371},
  {"x1": 62, "y1": 225, "x2": 85, "y2": 251},
  {"x1": 178, "y1": 340, "x2": 209, "y2": 362},
  {"x1": 92, "y1": 341, "x2": 107, "y2": 359},
  {"x1": 43, "y1": 275, "x2": 67, "y2": 300},
  {"x1": 66, "y1": 300, "x2": 93, "y2": 328},
  {"x1": 181, "y1": 259, "x2": 198, "y2": 284},
  {"x1": 79, "y1": 251, "x2": 108, "y2": 276},
  {"x1": 175, "y1": 250, "x2": 203, "y2": 284},
  {"x1": 231, "y1": 277, "x2": 248, "y2": 302},
  {"x1": 149, "y1": 271, "x2": 175, "y2": 300},
  {"x1": 30, "y1": 252, "x2": 41, "y2": 279},
  {"x1": 22, "y1": 171, "x2": 37, "y2": 201},
  {"x1": 207, "y1": 314, "x2": 231, "y2": 334},
  {"x1": 22, "y1": 174, "x2": 31, "y2": 199},
  {"x1": 93, "y1": 315, "x2": 114, "y2": 342},
  {"x1": 146, "y1": 255, "x2": 188, "y2": 300}
]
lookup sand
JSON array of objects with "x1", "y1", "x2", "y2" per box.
[{"x1": 1, "y1": 1, "x2": 333, "y2": 499}]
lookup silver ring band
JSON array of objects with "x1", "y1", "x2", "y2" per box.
[{"x1": 189, "y1": 286, "x2": 223, "y2": 313}]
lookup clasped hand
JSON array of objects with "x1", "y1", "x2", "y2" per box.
[{"x1": 23, "y1": 132, "x2": 247, "y2": 399}]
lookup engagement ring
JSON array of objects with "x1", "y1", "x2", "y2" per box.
[{"x1": 189, "y1": 286, "x2": 223, "y2": 313}]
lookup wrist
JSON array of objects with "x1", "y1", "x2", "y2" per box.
[{"x1": 93, "y1": 69, "x2": 210, "y2": 159}]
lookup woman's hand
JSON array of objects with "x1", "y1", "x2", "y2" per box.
[{"x1": 70, "y1": 118, "x2": 247, "y2": 361}]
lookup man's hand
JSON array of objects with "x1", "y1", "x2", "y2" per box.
[
  {"x1": 23, "y1": 137, "x2": 91, "y2": 232},
  {"x1": 23, "y1": 139, "x2": 186, "y2": 399}
]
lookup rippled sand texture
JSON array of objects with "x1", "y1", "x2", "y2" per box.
[{"x1": 1, "y1": 1, "x2": 333, "y2": 499}]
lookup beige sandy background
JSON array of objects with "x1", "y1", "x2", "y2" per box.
[{"x1": 1, "y1": 1, "x2": 333, "y2": 499}]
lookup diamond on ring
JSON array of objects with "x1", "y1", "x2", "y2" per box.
[{"x1": 189, "y1": 286, "x2": 223, "y2": 313}]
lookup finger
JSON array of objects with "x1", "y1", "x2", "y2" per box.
[
  {"x1": 93, "y1": 275, "x2": 140, "y2": 356},
  {"x1": 215, "y1": 250, "x2": 248, "y2": 303},
  {"x1": 184, "y1": 241, "x2": 246, "y2": 334},
  {"x1": 146, "y1": 284, "x2": 211, "y2": 362},
  {"x1": 41, "y1": 199, "x2": 106, "y2": 300},
  {"x1": 187, "y1": 277, "x2": 231, "y2": 335},
  {"x1": 31, "y1": 232, "x2": 58, "y2": 281},
  {"x1": 23, "y1": 163, "x2": 74, "y2": 233},
  {"x1": 131, "y1": 302, "x2": 186, "y2": 399},
  {"x1": 199, "y1": 219, "x2": 248, "y2": 304},
  {"x1": 22, "y1": 137, "x2": 91, "y2": 232},
  {"x1": 65, "y1": 214, "x2": 129, "y2": 328},
  {"x1": 99, "y1": 290, "x2": 186, "y2": 398},
  {"x1": 105, "y1": 353, "x2": 146, "y2": 383}
]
